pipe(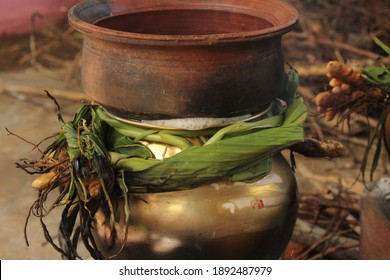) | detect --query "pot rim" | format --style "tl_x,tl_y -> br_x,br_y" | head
68,0 -> 299,46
